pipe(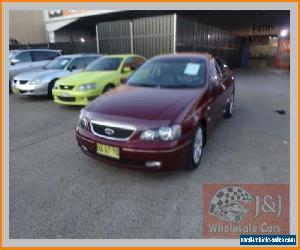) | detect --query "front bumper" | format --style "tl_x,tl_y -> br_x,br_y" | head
75,127 -> 191,170
52,88 -> 100,106
11,82 -> 48,96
